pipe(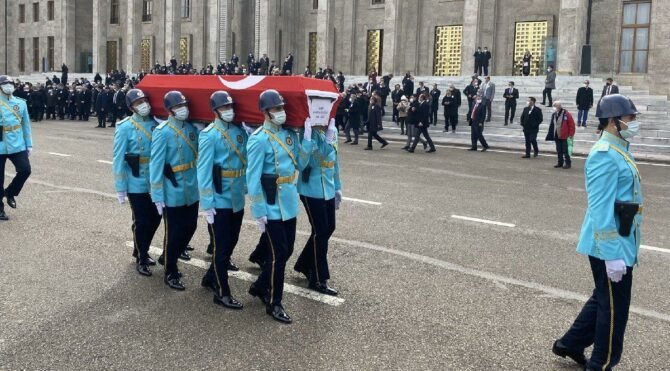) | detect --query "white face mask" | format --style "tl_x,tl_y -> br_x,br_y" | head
219,109 -> 235,123
173,106 -> 189,121
1,84 -> 15,95
135,102 -> 151,117
584,84 -> 589,88
552,107 -> 558,113
619,120 -> 641,139
271,110 -> 286,125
